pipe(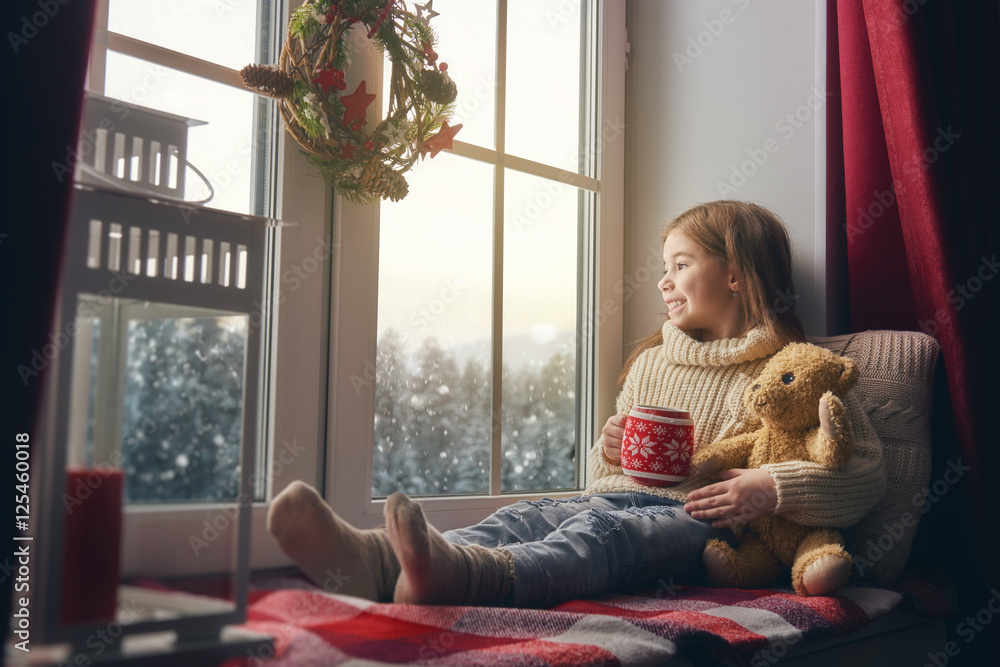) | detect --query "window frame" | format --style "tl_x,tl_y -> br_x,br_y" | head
84,0 -> 333,574
327,0 -> 626,531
